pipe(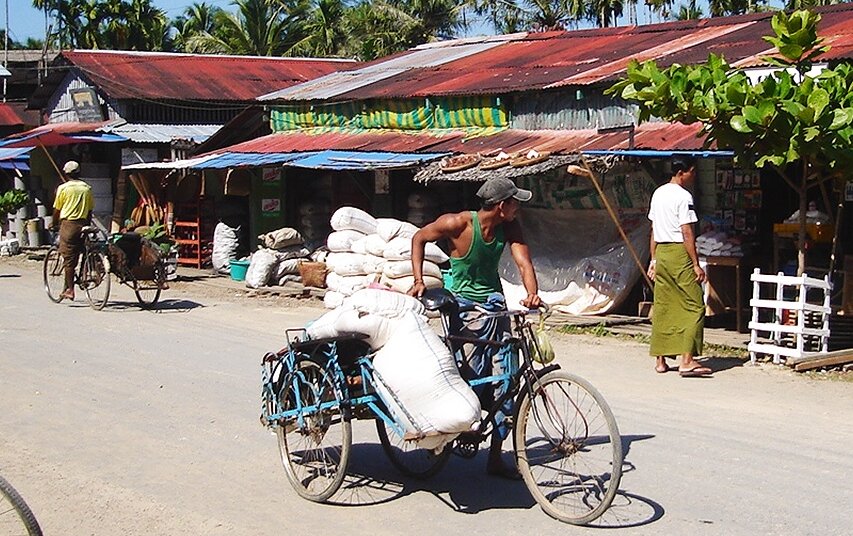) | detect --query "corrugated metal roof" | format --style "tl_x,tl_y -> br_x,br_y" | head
219,122 -> 705,155
106,123 -> 221,144
59,50 -> 356,102
260,36 -> 516,101
273,4 -> 853,101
